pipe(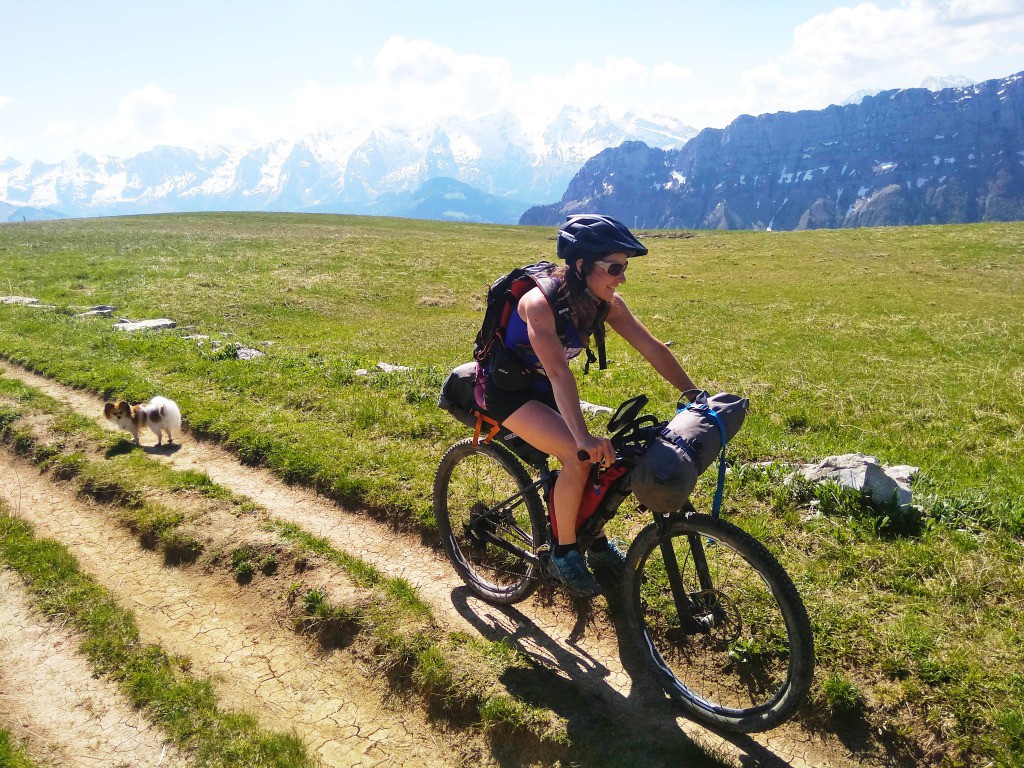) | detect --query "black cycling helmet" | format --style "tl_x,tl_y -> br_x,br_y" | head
556,214 -> 648,265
